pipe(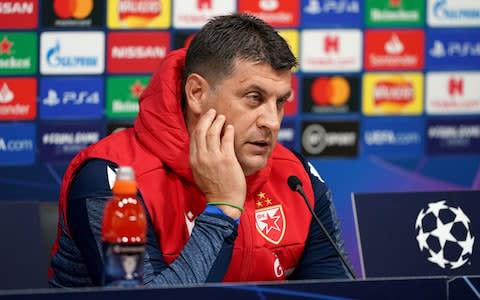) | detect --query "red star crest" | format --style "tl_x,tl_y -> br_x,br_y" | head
255,204 -> 286,244
130,81 -> 145,98
0,36 -> 13,55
